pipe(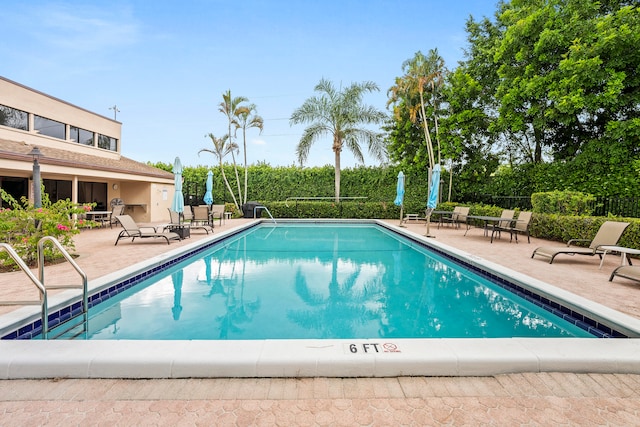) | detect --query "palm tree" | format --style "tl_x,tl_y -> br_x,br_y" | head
235,104 -> 264,205
290,78 -> 387,203
388,49 -> 446,237
387,49 -> 445,170
199,133 -> 240,210
219,90 -> 248,206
